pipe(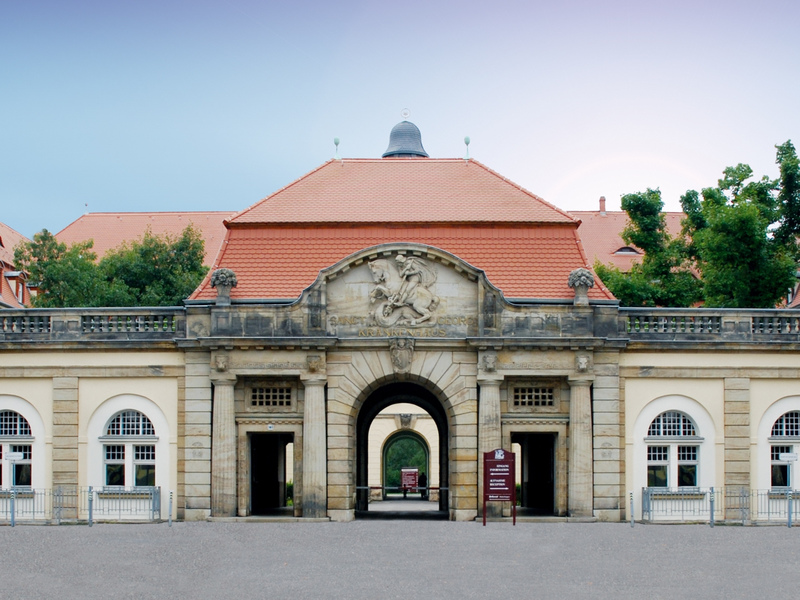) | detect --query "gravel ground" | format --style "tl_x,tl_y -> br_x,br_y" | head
1,520 -> 797,599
